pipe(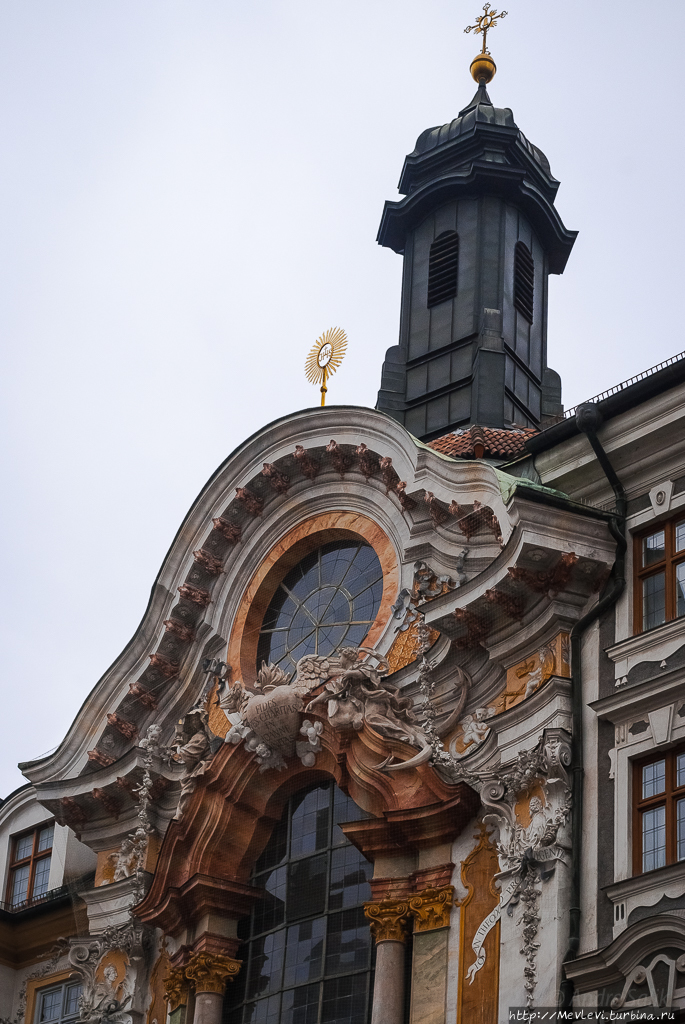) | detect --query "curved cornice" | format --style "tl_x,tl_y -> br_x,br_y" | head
378,164 -> 577,273
20,406 -> 514,790
564,914 -> 685,991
